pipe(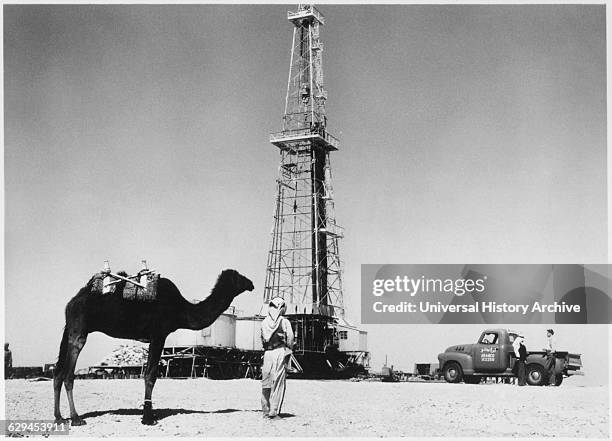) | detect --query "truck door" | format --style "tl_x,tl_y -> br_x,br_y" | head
472,331 -> 504,372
